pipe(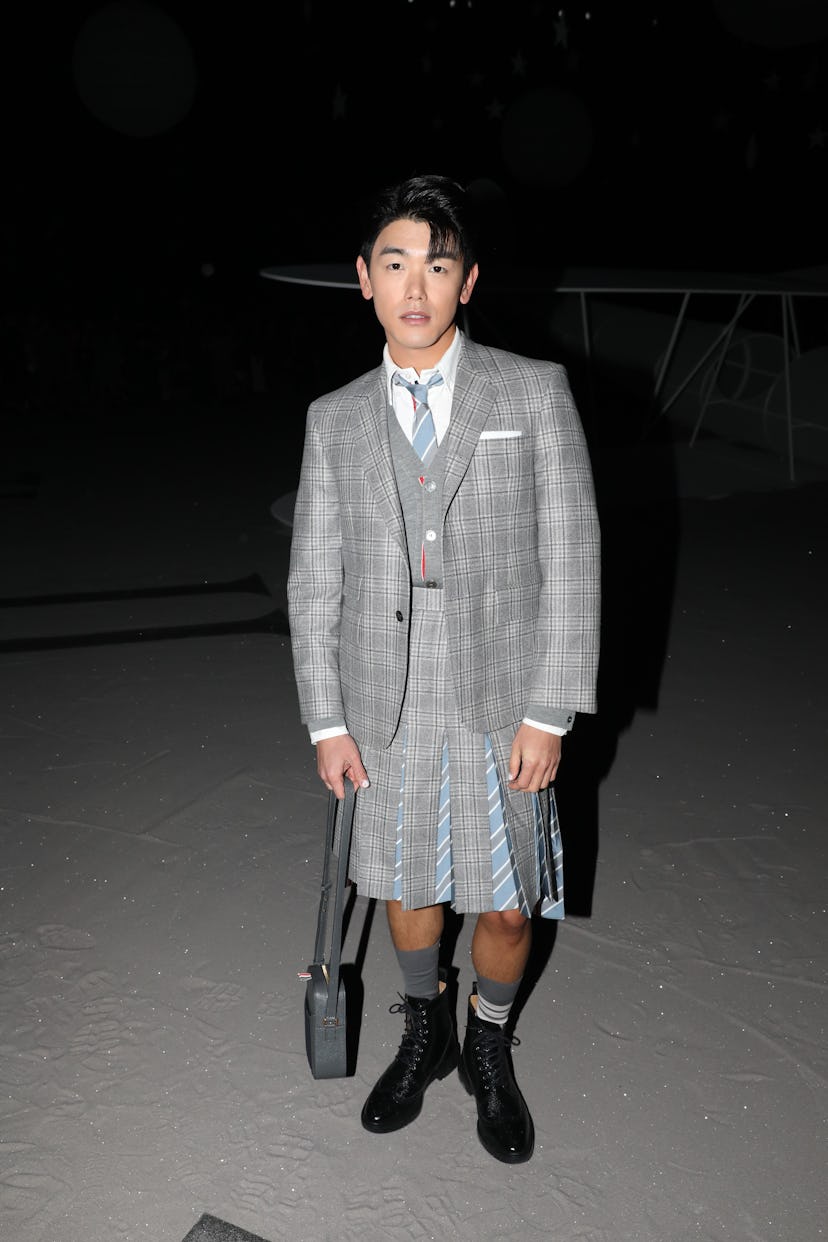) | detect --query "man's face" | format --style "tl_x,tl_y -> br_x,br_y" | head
355,218 -> 478,371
